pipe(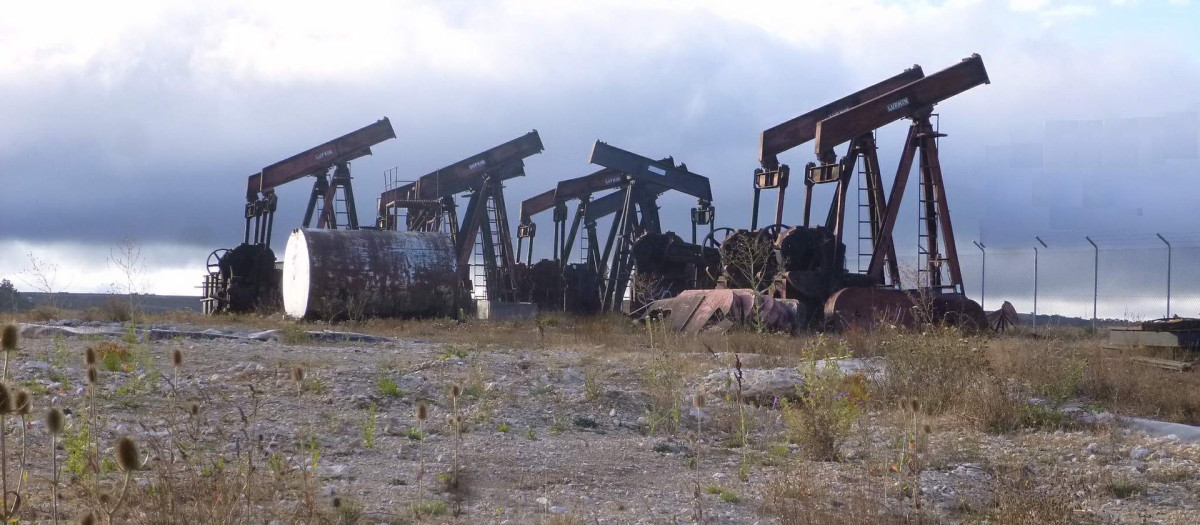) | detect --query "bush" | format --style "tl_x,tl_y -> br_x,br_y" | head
280,324 -> 310,345
29,305 -> 63,321
100,297 -> 135,322
783,360 -> 866,461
